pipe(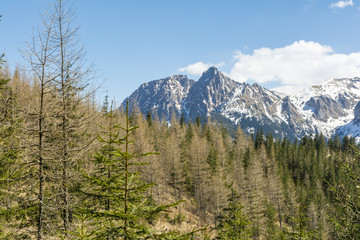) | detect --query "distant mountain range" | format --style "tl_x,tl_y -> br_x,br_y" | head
122,67 -> 360,140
